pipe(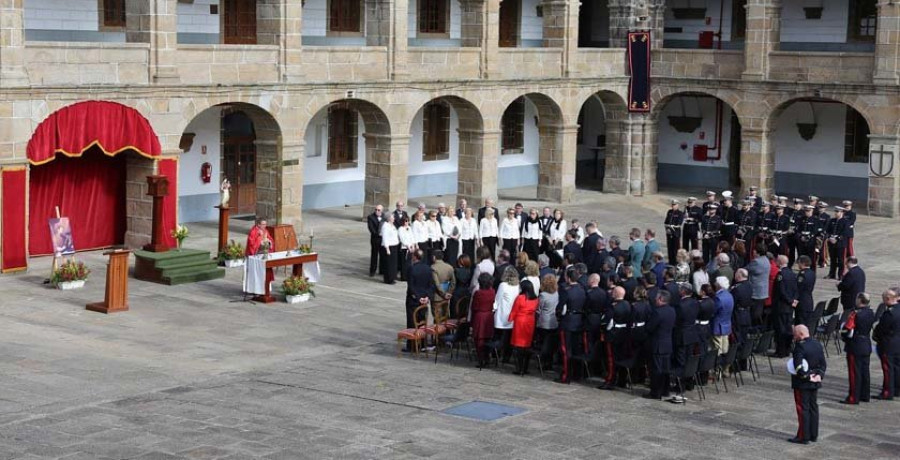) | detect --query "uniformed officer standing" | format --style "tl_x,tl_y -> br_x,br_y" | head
773,204 -> 792,258
702,191 -> 718,215
796,206 -> 819,268
773,255 -> 799,357
664,199 -> 684,264
673,283 -> 701,372
787,199 -> 805,267
598,286 -> 631,390
874,288 -> 900,400
644,290 -> 676,400
796,256 -> 817,330
757,202 -> 775,250
840,292 -> 875,404
720,196 -> 738,246
700,204 -> 722,263
746,185 -> 764,211
842,200 -> 857,257
683,197 -> 702,252
737,199 -> 757,255
556,268 -> 586,384
789,325 -> 827,445
815,202 -> 830,269
827,207 -> 850,280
